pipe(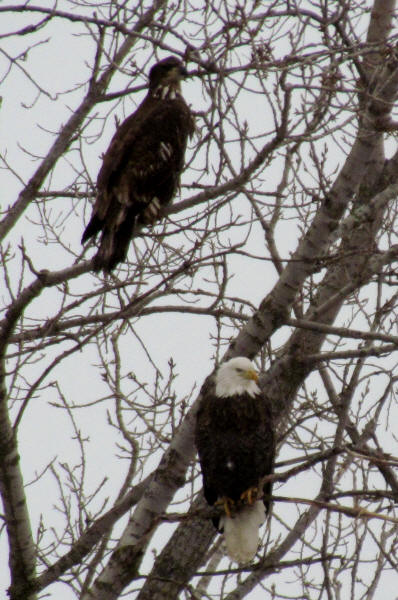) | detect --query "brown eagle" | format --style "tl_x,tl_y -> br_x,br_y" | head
195,357 -> 275,563
82,56 -> 195,272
